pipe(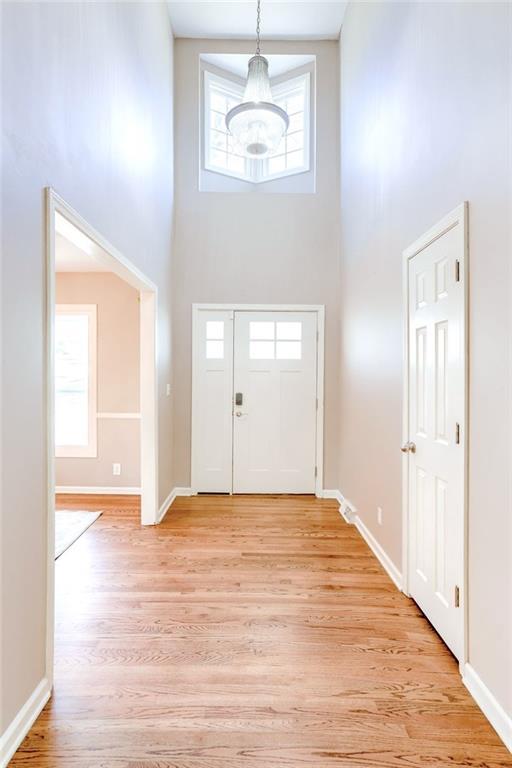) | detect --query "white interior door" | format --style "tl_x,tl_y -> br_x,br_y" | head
233,311 -> 317,493
406,218 -> 466,660
191,309 -> 233,492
